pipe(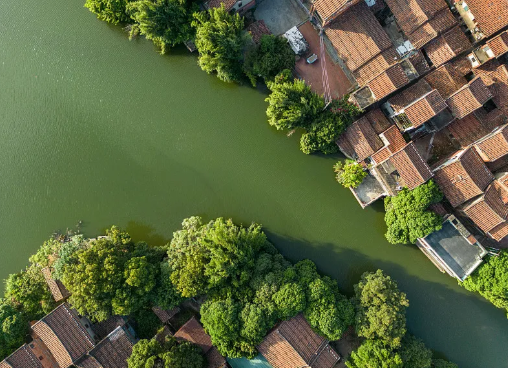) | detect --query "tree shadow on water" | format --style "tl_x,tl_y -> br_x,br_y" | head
125,220 -> 170,246
263,230 -> 508,368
